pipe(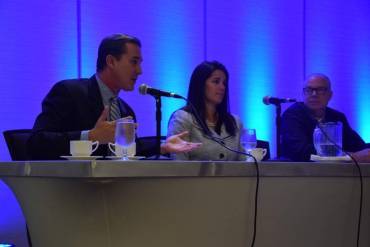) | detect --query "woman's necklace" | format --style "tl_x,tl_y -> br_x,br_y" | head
206,119 -> 216,127
206,113 -> 218,127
